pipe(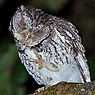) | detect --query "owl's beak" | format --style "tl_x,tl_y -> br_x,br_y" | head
24,35 -> 33,46
25,32 -> 31,41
